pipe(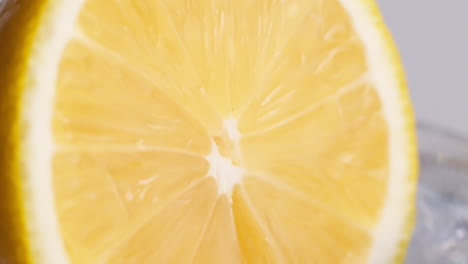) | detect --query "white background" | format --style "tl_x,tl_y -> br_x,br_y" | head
377,0 -> 468,135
